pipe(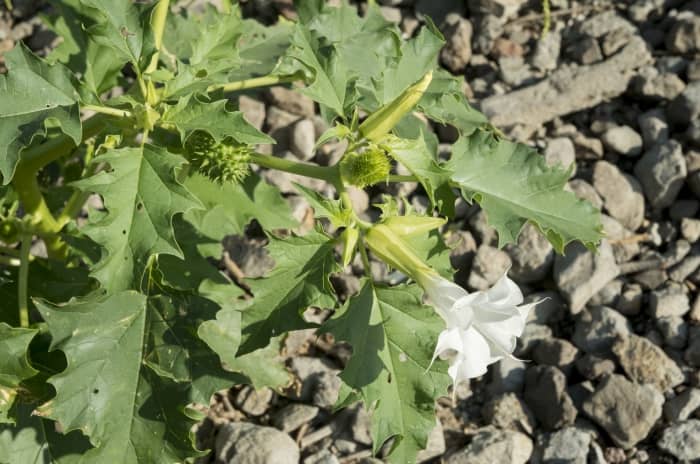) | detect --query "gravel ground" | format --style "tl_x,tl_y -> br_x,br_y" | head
3,0 -> 700,463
